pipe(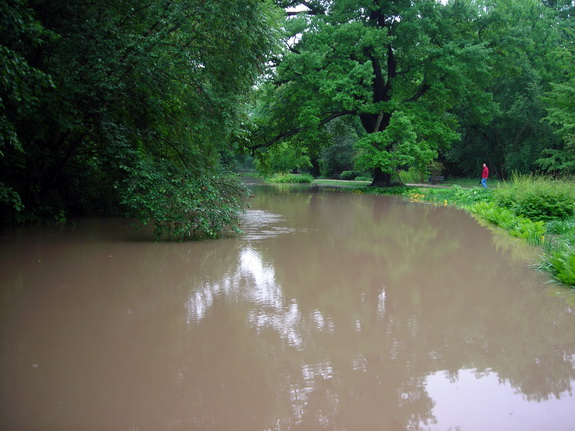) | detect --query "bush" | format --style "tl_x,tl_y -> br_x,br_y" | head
122,161 -> 246,241
268,173 -> 314,184
0,184 -> 25,224
428,160 -> 444,176
340,170 -> 362,180
399,167 -> 425,183
494,174 -> 575,221
548,245 -> 575,285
